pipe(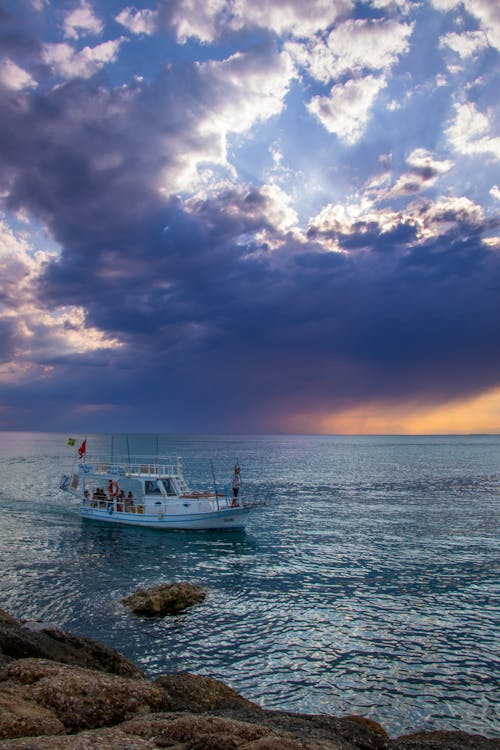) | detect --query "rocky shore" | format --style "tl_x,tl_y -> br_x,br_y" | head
0,607 -> 498,750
